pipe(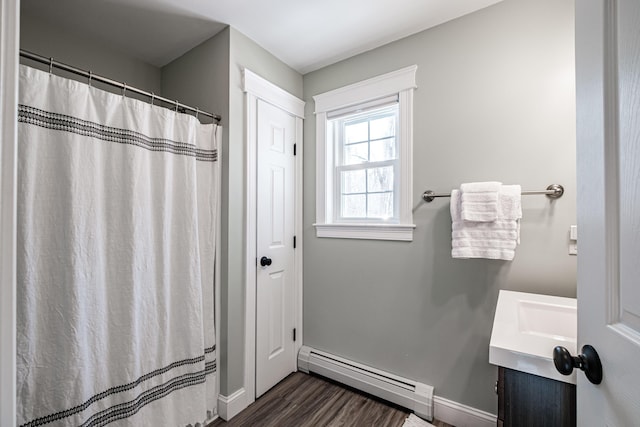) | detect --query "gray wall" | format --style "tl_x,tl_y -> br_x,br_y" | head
162,29 -> 230,129
20,10 -> 162,94
302,0 -> 575,414
162,26 -> 303,396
